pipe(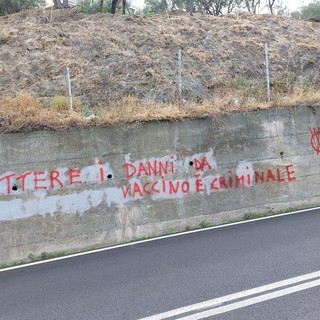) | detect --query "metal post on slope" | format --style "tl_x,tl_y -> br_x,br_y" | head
178,47 -> 182,102
66,67 -> 73,112
265,42 -> 271,103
